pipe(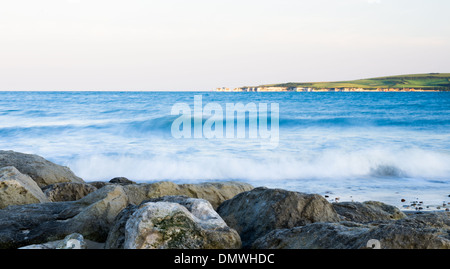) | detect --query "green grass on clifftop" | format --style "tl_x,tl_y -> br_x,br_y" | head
264,73 -> 450,90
